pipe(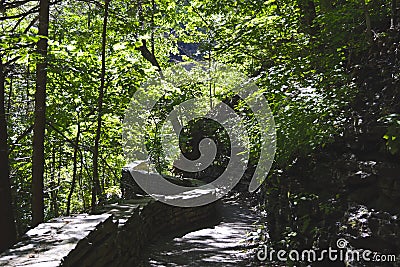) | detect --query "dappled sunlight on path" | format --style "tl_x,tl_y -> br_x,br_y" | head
142,196 -> 260,266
